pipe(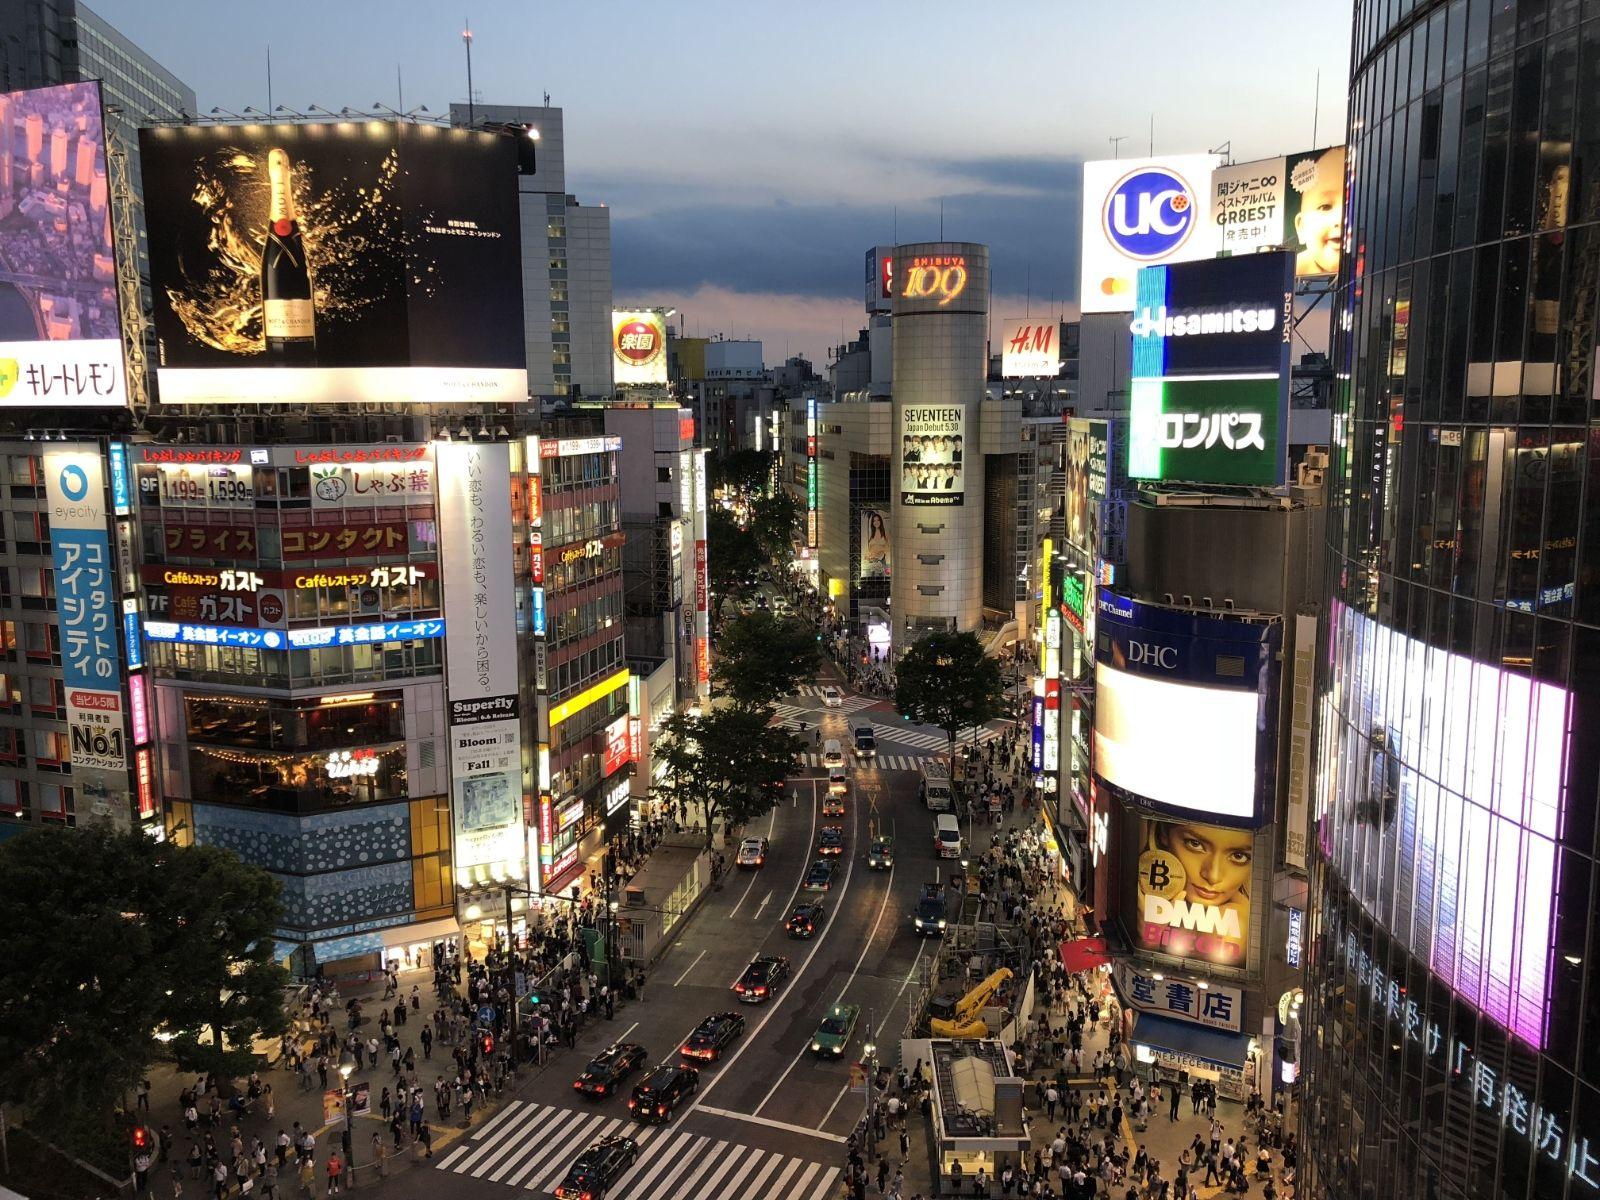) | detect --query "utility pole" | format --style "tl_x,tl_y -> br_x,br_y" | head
462,19 -> 475,127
